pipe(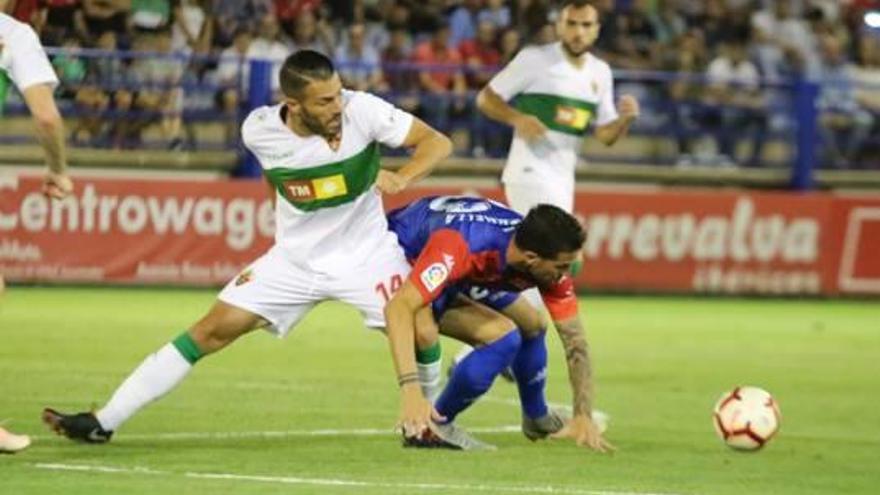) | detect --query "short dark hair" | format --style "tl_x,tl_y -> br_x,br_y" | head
279,50 -> 336,98
561,0 -> 594,9
514,204 -> 586,259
